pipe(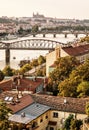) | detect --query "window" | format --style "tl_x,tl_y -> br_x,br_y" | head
53,112 -> 58,118
40,119 -> 43,123
50,127 -> 54,130
45,115 -> 48,119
